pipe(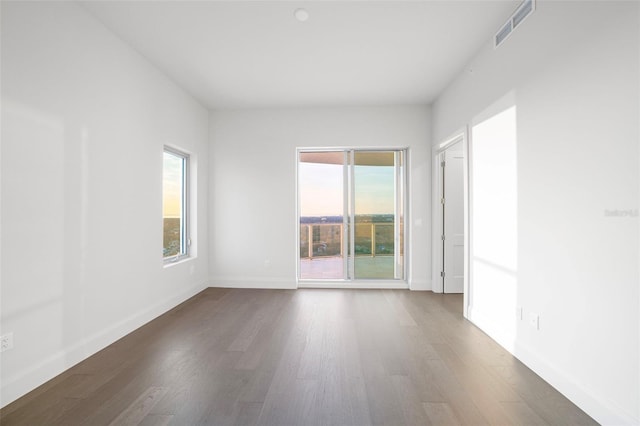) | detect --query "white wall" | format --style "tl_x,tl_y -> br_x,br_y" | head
432,2 -> 639,424
1,2 -> 209,407
209,107 -> 431,289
